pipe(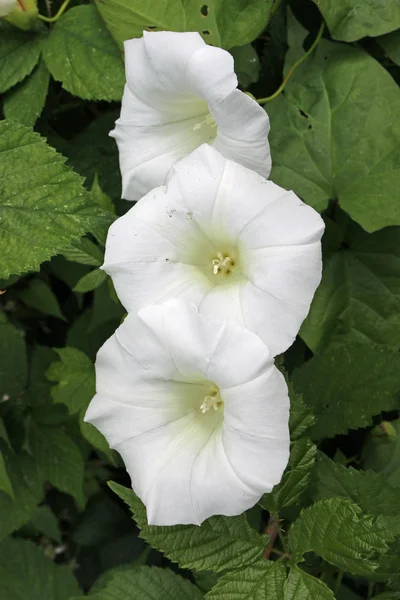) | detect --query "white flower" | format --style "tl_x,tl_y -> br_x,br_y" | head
0,0 -> 16,16
85,299 -> 290,526
103,144 -> 325,357
110,31 -> 271,201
